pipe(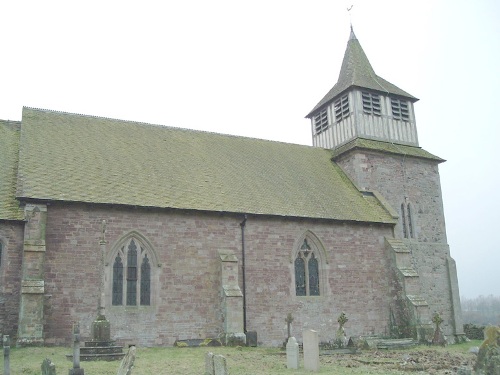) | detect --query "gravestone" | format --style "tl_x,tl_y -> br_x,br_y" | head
213,354 -> 228,375
117,346 -> 136,375
3,335 -> 10,375
431,313 -> 446,346
42,358 -> 56,375
205,352 -> 215,375
69,323 -> 84,375
286,336 -> 299,369
474,326 -> 500,374
303,329 -> 320,372
335,312 -> 349,348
